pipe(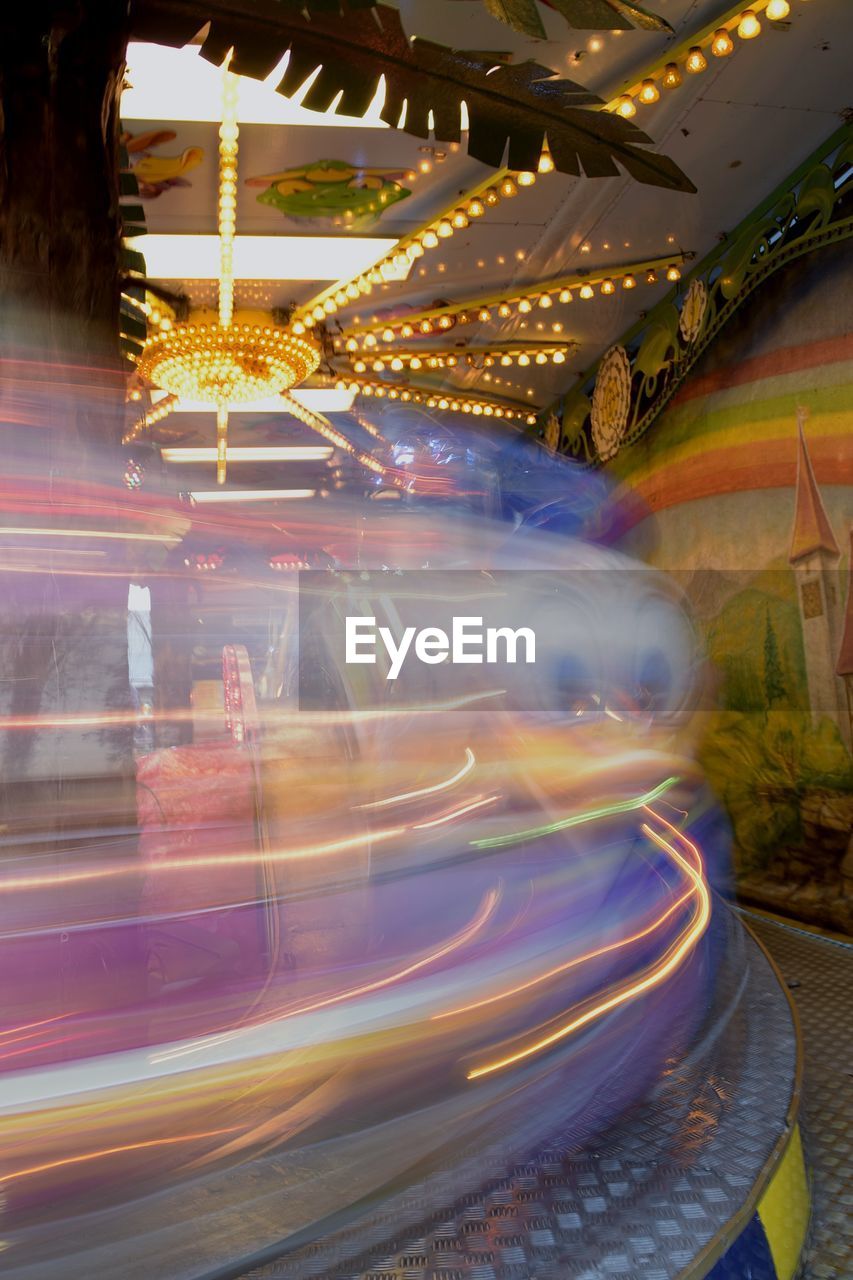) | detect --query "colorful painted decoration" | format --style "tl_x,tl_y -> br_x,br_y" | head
679,278 -> 708,343
245,160 -> 411,227
591,345 -> 632,462
122,129 -> 204,199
